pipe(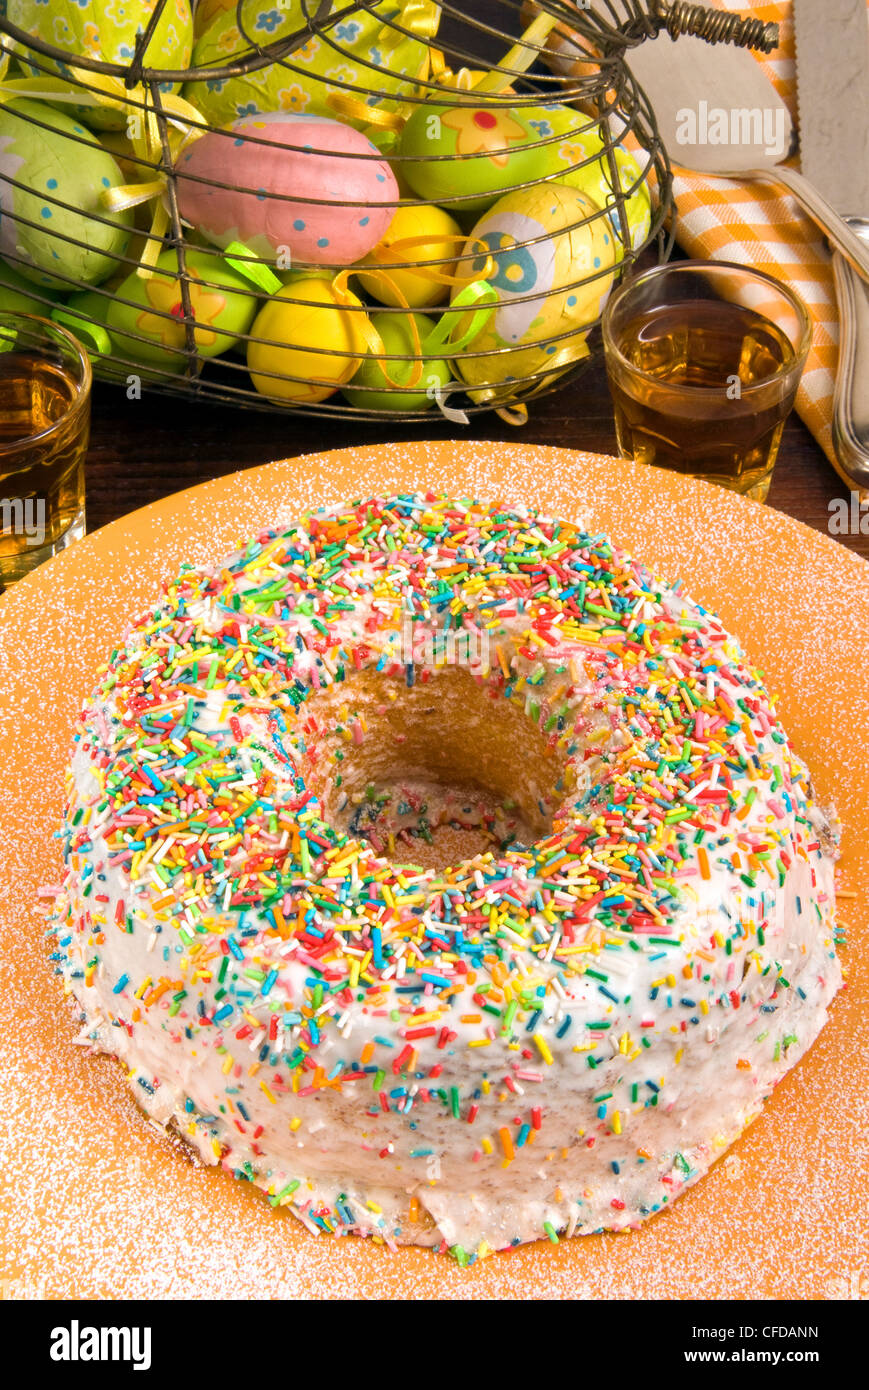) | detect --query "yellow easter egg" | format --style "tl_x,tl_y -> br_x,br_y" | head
185,2 -> 438,133
452,182 -> 617,400
7,0 -> 194,128
356,203 -> 463,309
247,279 -> 370,404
